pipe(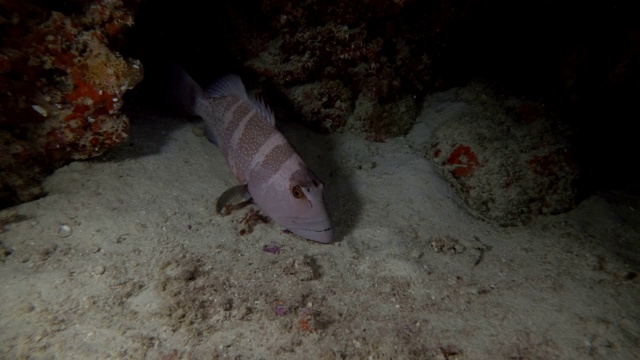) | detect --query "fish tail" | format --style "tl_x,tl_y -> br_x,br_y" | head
168,65 -> 203,116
